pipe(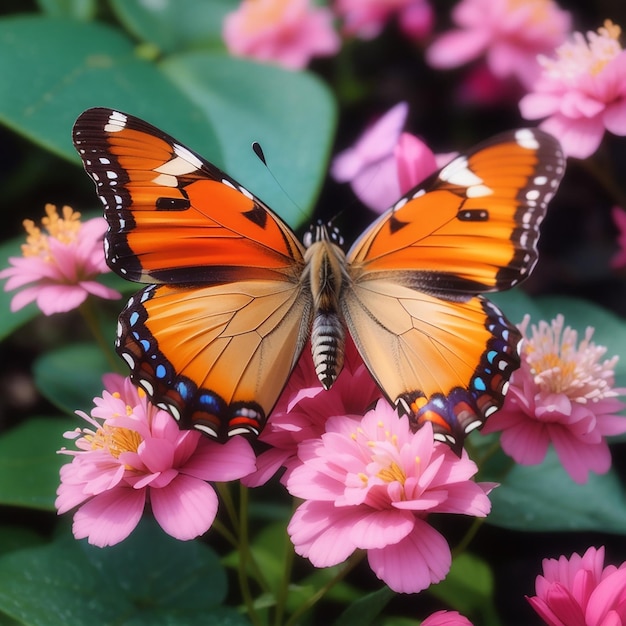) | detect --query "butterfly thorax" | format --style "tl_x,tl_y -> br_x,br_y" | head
302,226 -> 347,390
